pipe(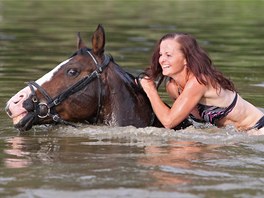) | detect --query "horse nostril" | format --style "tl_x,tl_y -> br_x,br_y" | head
22,98 -> 35,112
13,93 -> 28,105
